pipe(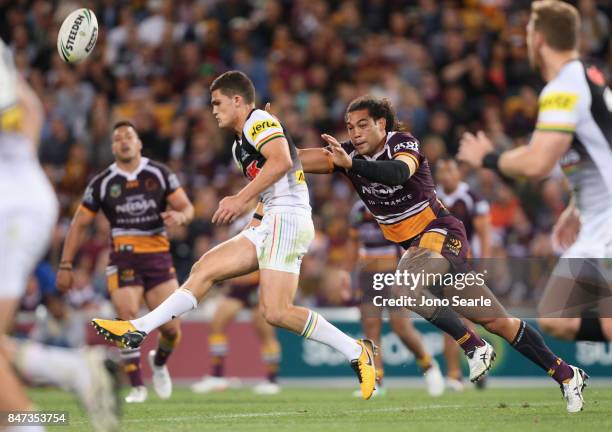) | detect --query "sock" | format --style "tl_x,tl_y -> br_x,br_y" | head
426,306 -> 484,354
208,333 -> 227,377
120,348 -> 144,387
261,341 -> 281,383
131,289 -> 198,333
512,321 -> 574,384
416,354 -> 433,372
301,310 -> 362,360
154,331 -> 181,367
376,368 -> 384,387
